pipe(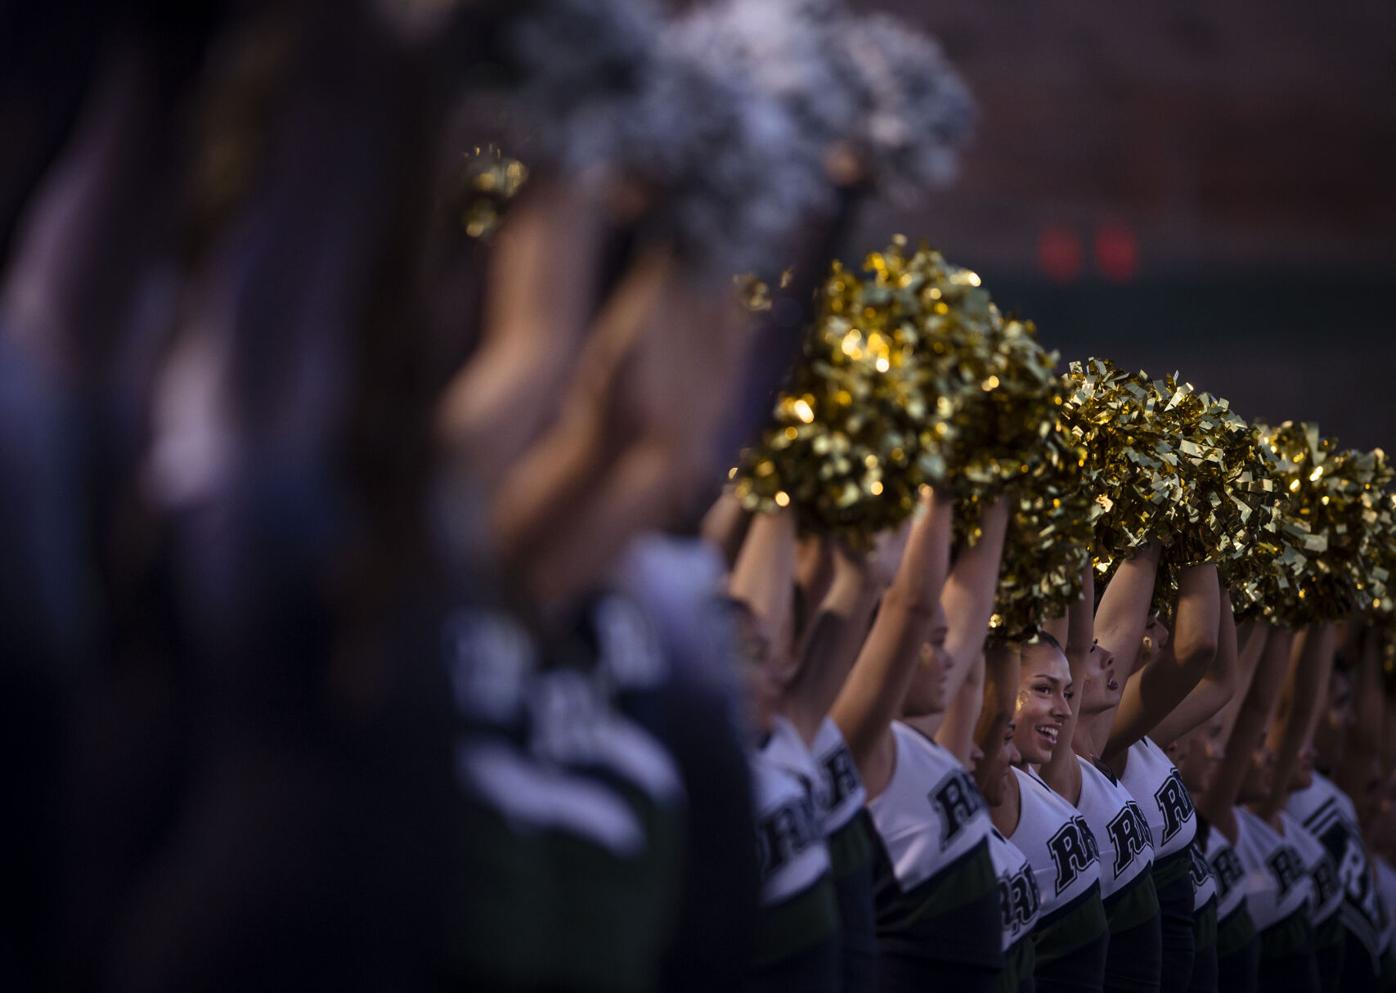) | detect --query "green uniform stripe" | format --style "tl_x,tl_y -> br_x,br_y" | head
1151,847 -> 1192,890
1315,912 -> 1345,952
1193,898 -> 1218,951
1034,884 -> 1109,964
827,811 -> 875,880
1215,904 -> 1257,957
1259,908 -> 1314,961
755,876 -> 840,967
1105,866 -> 1161,935
994,935 -> 1037,993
